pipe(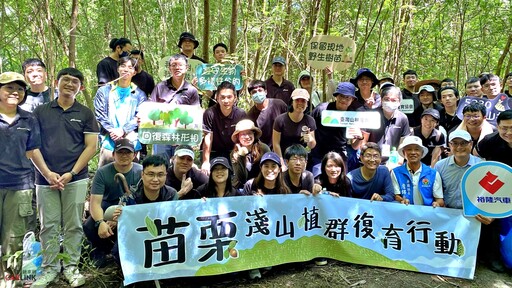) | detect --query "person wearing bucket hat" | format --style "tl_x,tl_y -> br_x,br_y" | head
177,32 -> 206,63
243,152 -> 291,195
0,71 -> 58,277
390,136 -> 444,207
247,80 -> 288,147
310,82 -> 364,176
231,119 -> 270,189
409,84 -> 443,127
196,157 -> 242,198
348,68 -> 381,111
264,56 -> 295,104
273,88 -> 316,167
412,108 -> 446,167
